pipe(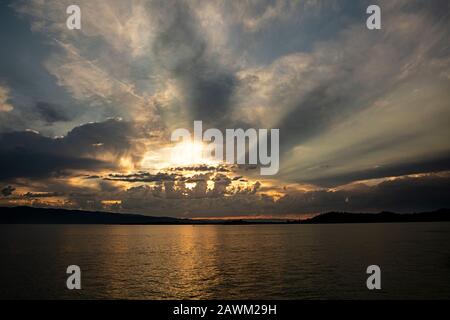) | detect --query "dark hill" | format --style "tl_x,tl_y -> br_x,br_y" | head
0,206 -> 191,224
0,206 -> 449,225
300,209 -> 450,224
